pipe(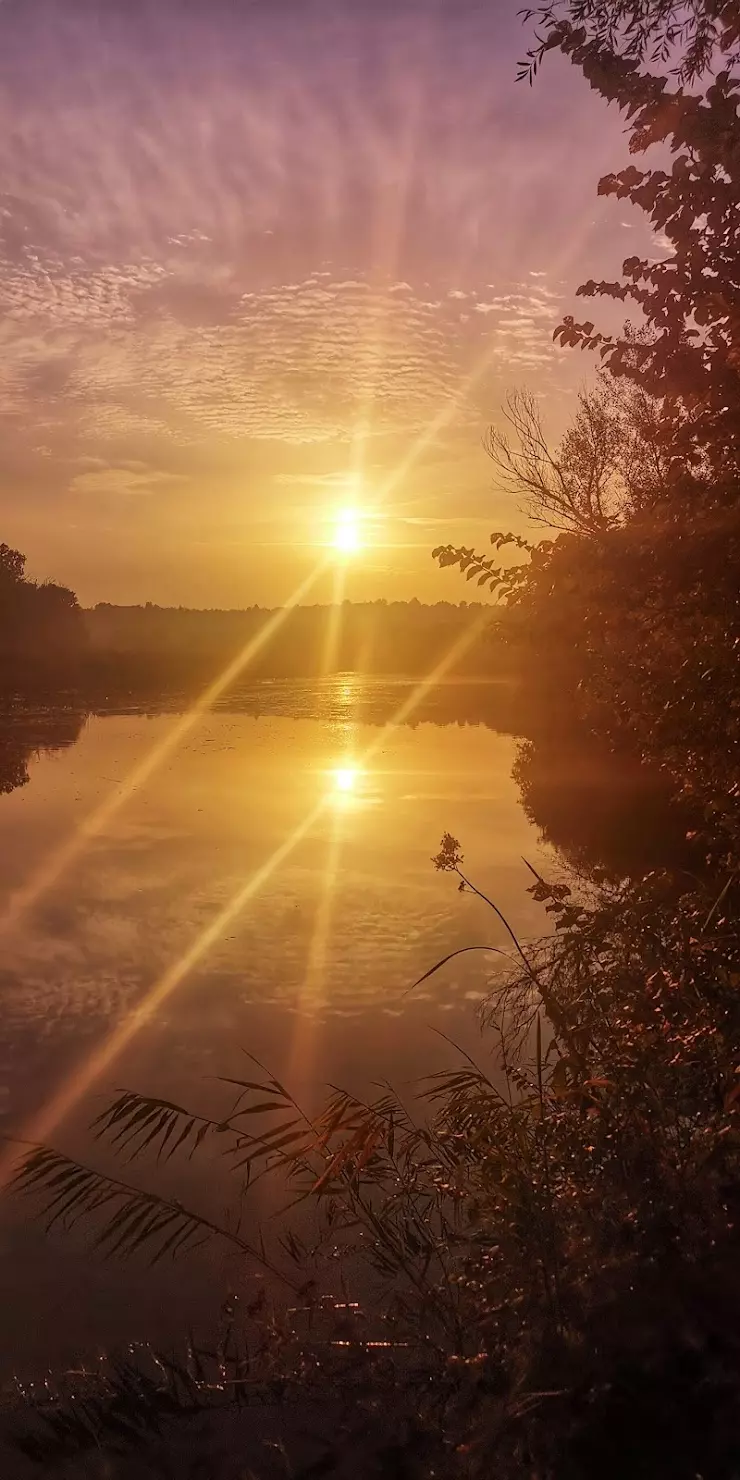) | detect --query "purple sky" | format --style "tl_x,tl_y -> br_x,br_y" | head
0,0 -> 657,606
